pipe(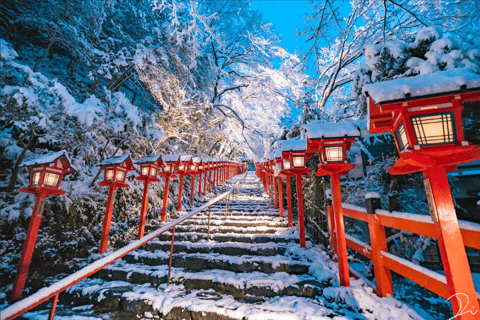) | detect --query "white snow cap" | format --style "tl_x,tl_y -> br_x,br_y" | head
281,139 -> 307,152
136,153 -> 163,164
303,121 -> 360,139
162,154 -> 181,162
180,155 -> 193,162
192,157 -> 202,163
274,148 -> 282,159
364,68 -> 480,104
99,154 -> 130,166
21,150 -> 75,170
326,188 -> 332,200
365,191 -> 381,199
